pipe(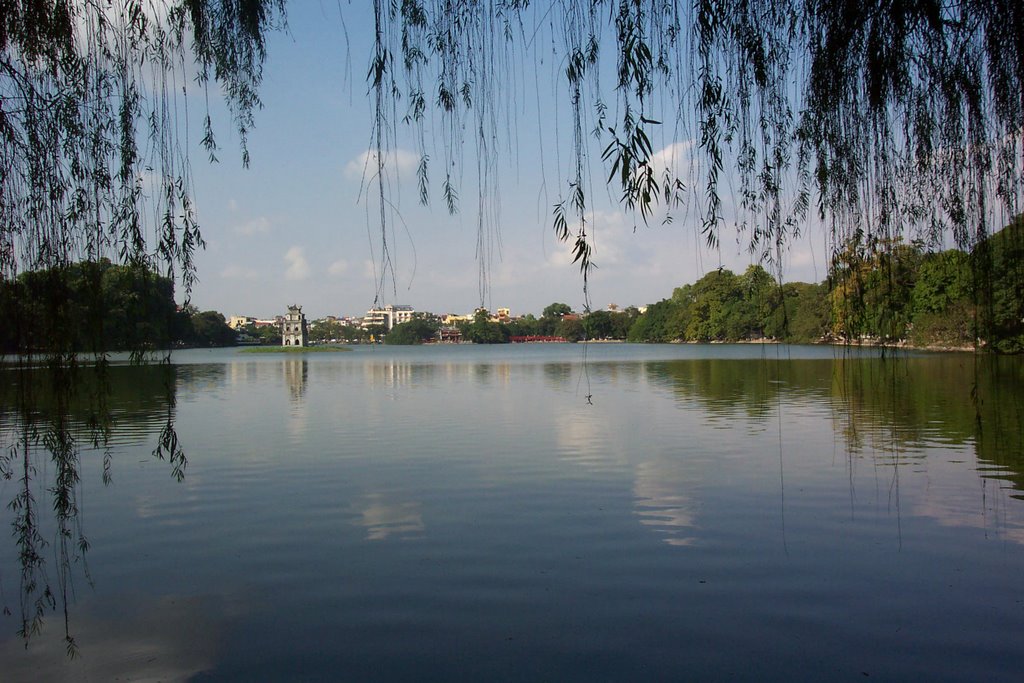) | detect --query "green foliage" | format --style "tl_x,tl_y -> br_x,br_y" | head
624,219 -> 1020,350
184,311 -> 237,347
309,321 -> 368,344
912,251 -> 971,317
462,309 -> 510,344
627,299 -> 685,342
828,239 -> 924,342
506,315 -> 540,338
630,267 -> 825,344
542,302 -> 573,319
0,261 -> 239,351
685,269 -> 744,341
764,282 -> 830,343
0,260 -> 181,353
385,317 -> 440,345
364,1 -> 1024,302
974,218 -> 1024,353
582,310 -> 615,339
556,317 -> 586,342
242,322 -> 287,346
